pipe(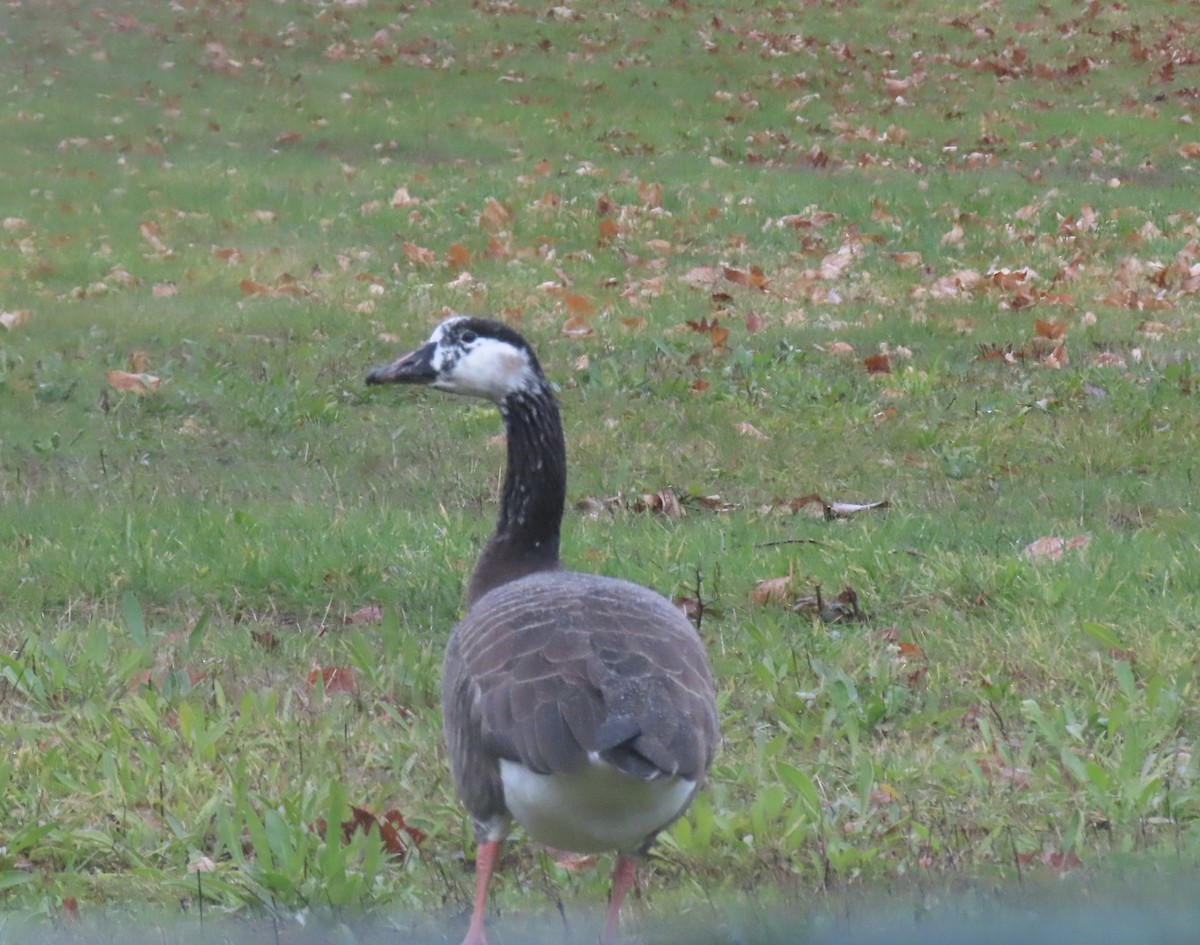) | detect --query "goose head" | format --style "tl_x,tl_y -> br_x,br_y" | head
366,315 -> 544,404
